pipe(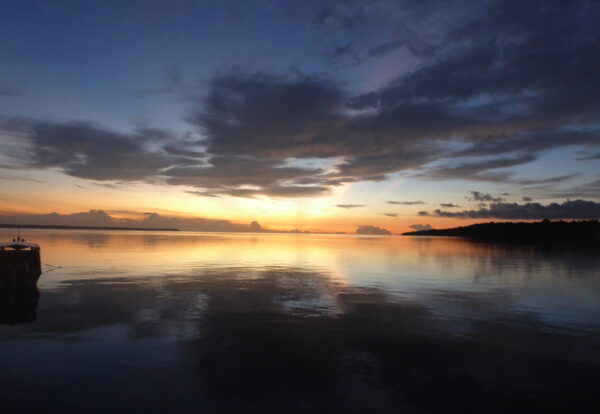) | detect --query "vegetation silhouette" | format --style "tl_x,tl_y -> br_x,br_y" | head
403,220 -> 600,245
